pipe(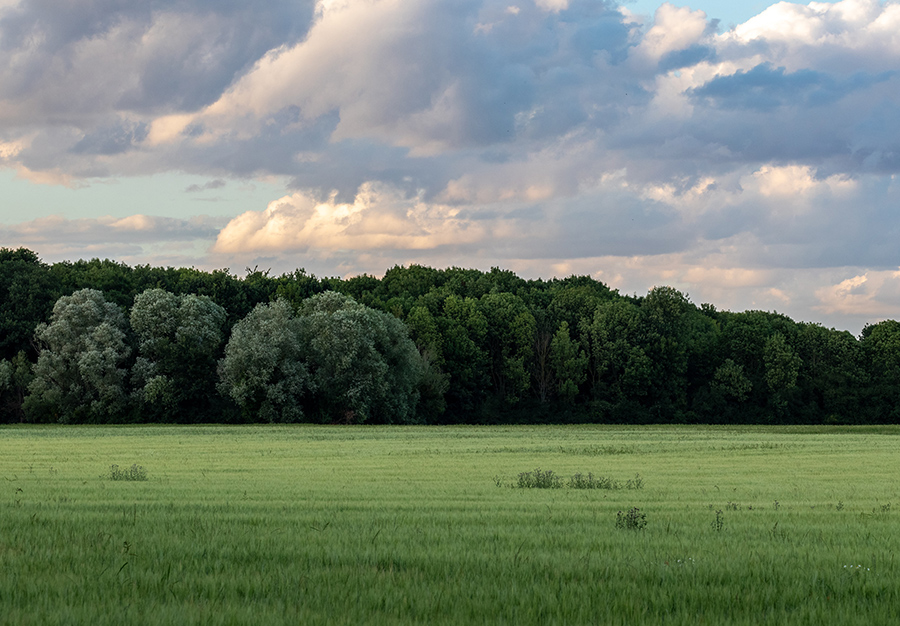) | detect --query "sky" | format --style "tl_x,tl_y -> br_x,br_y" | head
0,0 -> 898,335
